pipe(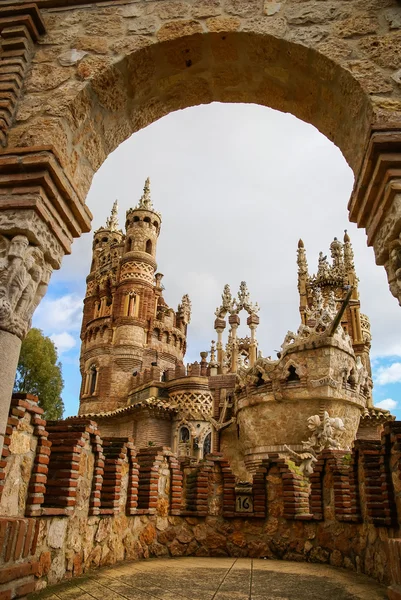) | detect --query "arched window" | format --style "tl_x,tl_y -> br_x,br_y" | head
152,328 -> 160,341
89,365 -> 98,395
180,427 -> 190,443
203,433 -> 212,457
133,216 -> 140,222
145,239 -> 152,254
144,217 -> 151,224
287,365 -> 300,382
